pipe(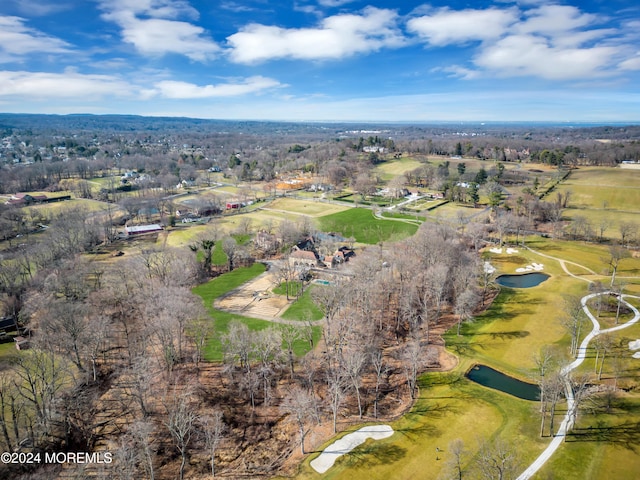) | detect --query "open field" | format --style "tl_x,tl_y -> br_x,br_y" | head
265,197 -> 350,217
192,264 -> 321,361
374,156 -> 424,180
553,167 -> 640,237
300,236 -> 640,479
293,370 -> 545,480
317,208 -> 418,244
